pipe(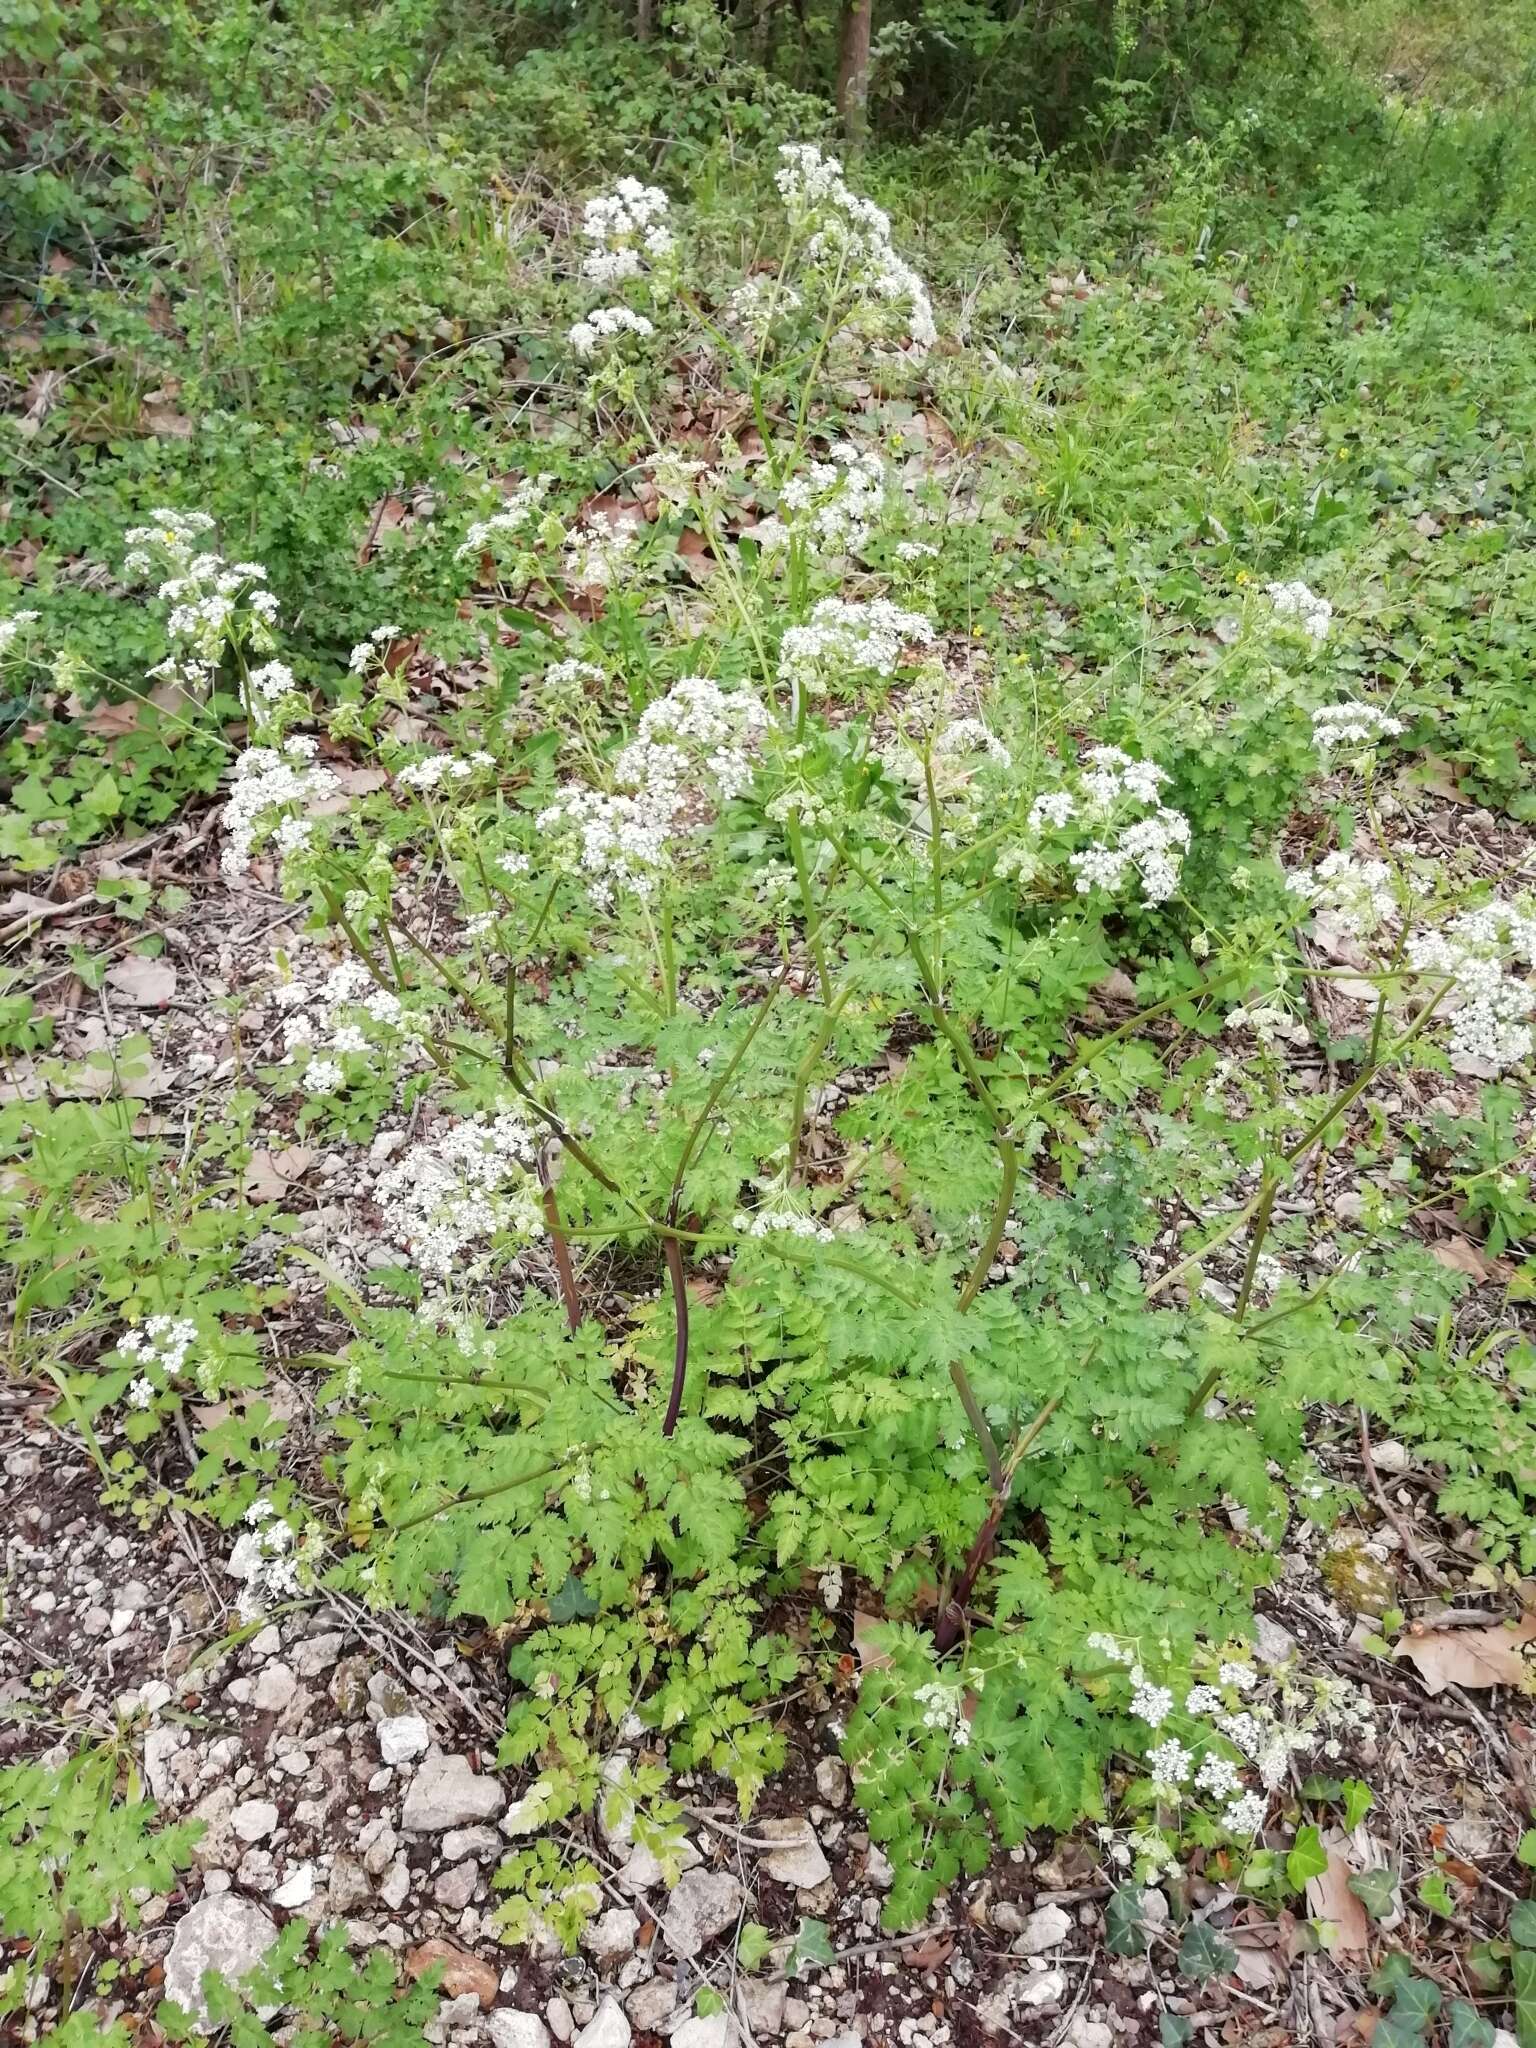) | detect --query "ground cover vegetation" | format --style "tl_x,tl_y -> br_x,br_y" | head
3,0 -> 1536,2039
